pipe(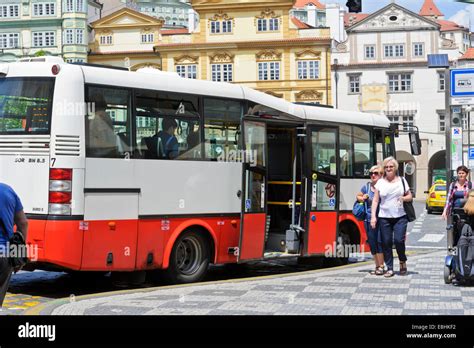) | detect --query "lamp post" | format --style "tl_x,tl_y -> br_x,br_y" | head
334,58 -> 339,109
